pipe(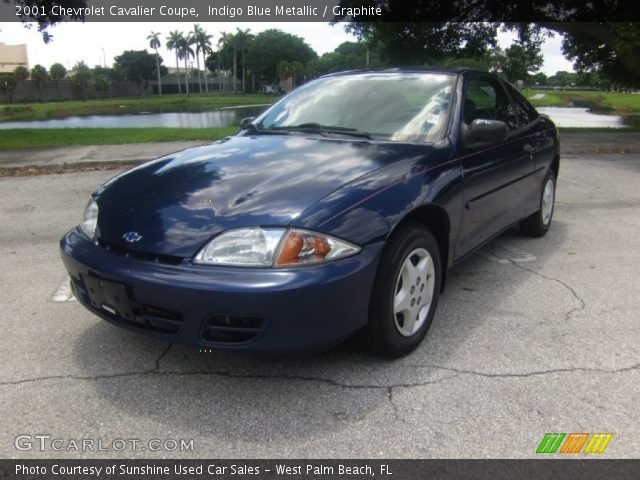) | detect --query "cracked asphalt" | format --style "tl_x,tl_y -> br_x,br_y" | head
0,150 -> 639,458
